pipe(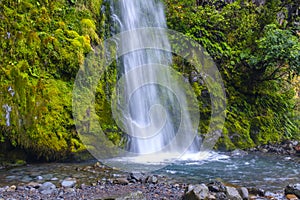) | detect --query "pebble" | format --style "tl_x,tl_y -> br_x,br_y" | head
6,185 -> 16,192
